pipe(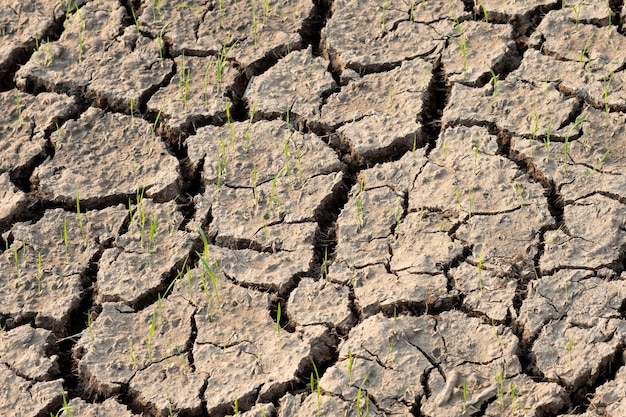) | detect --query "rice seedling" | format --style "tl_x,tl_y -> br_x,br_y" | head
245,103 -> 257,151
50,390 -> 75,417
543,119 -> 552,160
151,108 -> 162,146
591,149 -> 611,173
225,101 -> 235,147
355,173 -> 366,229
131,7 -> 140,35
495,367 -> 505,407
216,39 -> 237,92
477,0 -> 489,24
61,218 -> 70,262
409,0 -> 416,21
515,183 -> 524,207
355,375 -> 370,417
579,33 -> 594,70
251,1 -> 259,45
129,342 -> 137,369
530,106 -> 540,143
571,0 -> 583,30
198,255 -> 220,307
75,5 -> 85,63
489,68 -> 498,99
157,22 -> 171,63
13,245 -> 22,286
510,383 -> 523,412
276,302 -> 282,336
387,86 -> 395,116
450,22 -> 468,71
233,398 -> 239,415
178,53 -> 191,112
75,190 -> 88,246
380,0 -> 389,28
322,247 -> 329,284
310,358 -> 322,416
267,169 -> 283,217
563,112 -> 589,172
477,249 -> 484,292
603,71 -> 614,115
14,88 -> 23,125
146,311 -> 157,361
152,0 -> 162,22
283,138 -> 291,175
